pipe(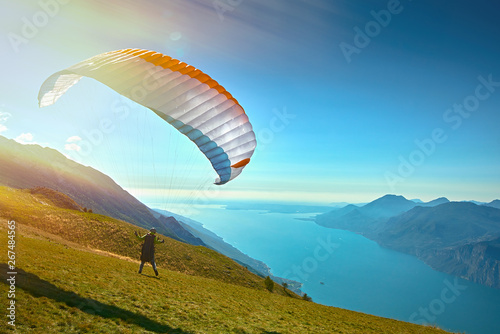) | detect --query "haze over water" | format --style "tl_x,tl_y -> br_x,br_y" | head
185,205 -> 500,334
